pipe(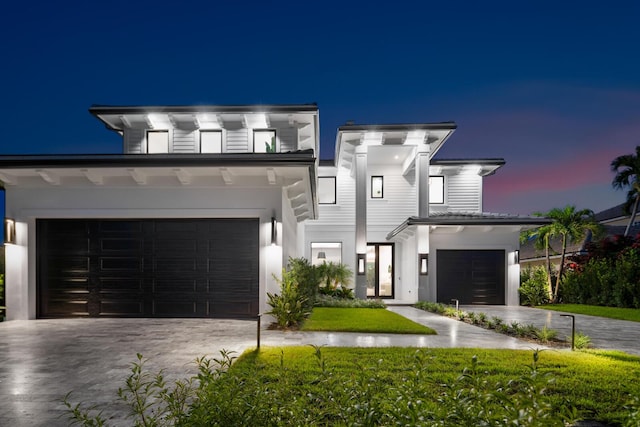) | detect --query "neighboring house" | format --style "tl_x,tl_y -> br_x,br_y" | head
519,203 -> 640,271
0,104 -> 548,321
